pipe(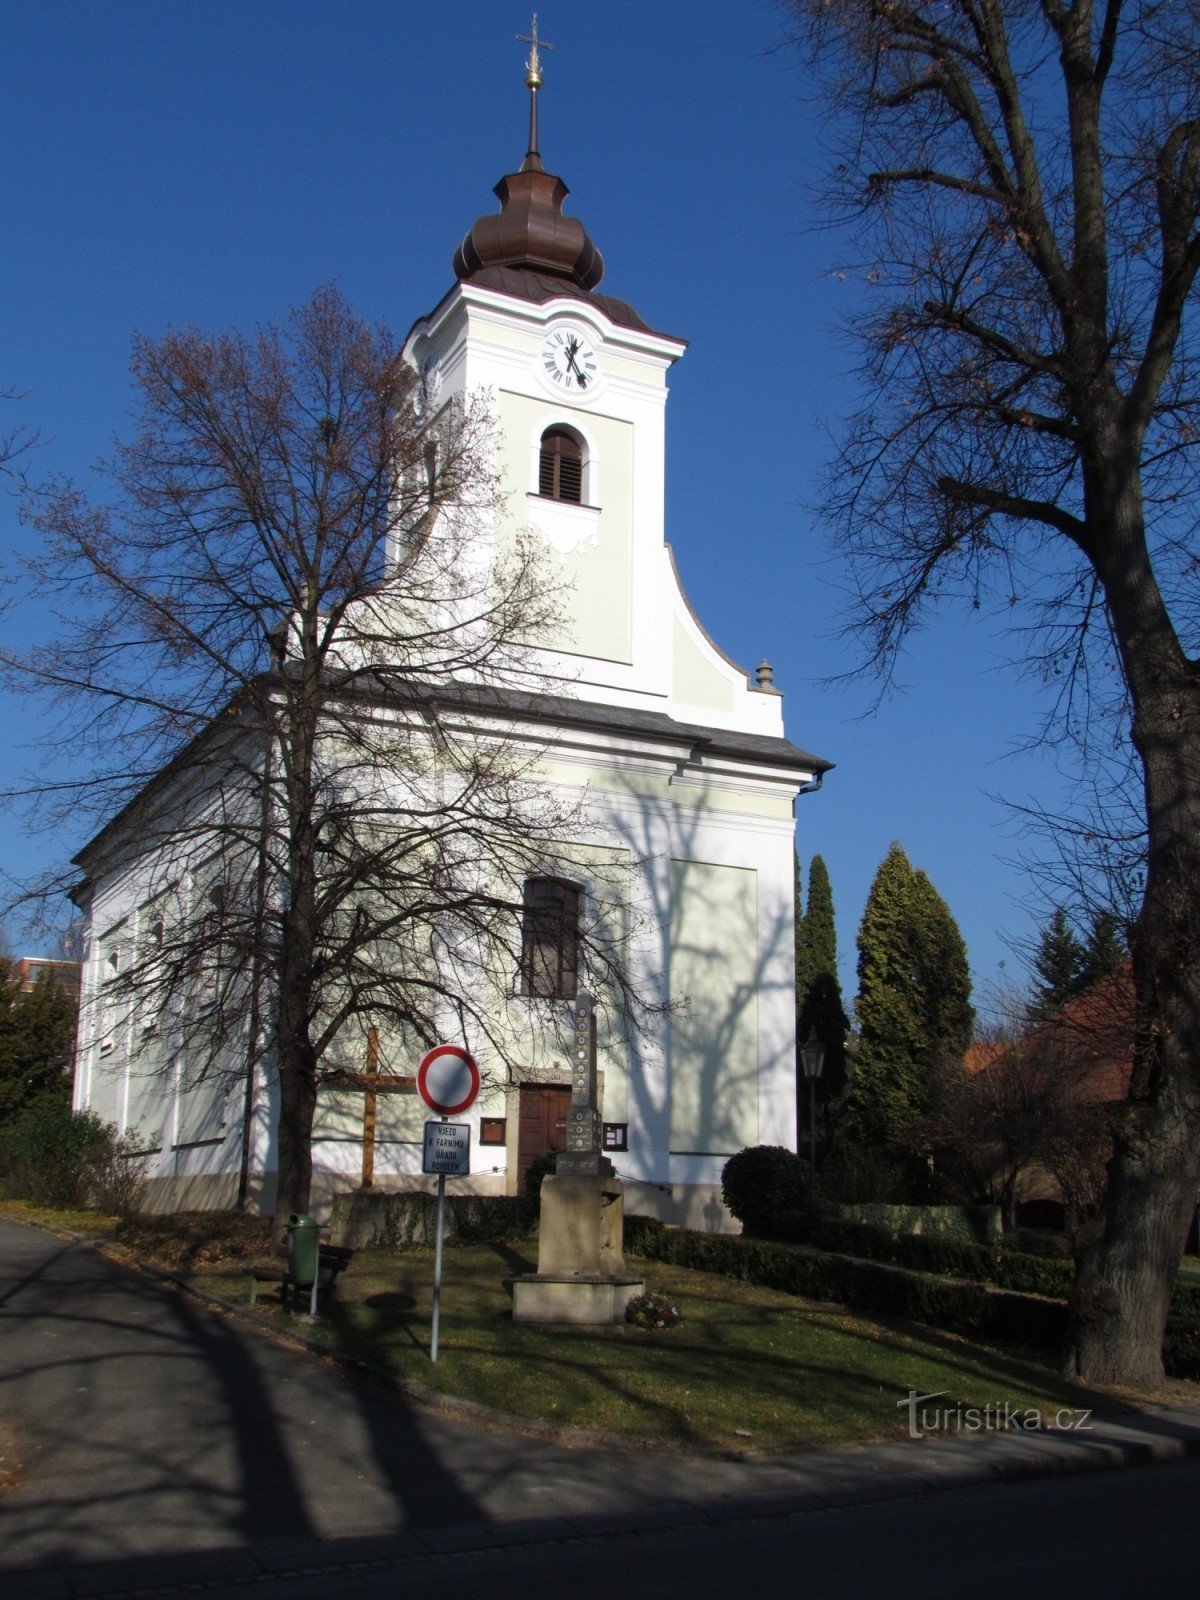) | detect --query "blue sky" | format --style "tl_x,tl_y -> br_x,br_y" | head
1,1 -> 1081,1013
